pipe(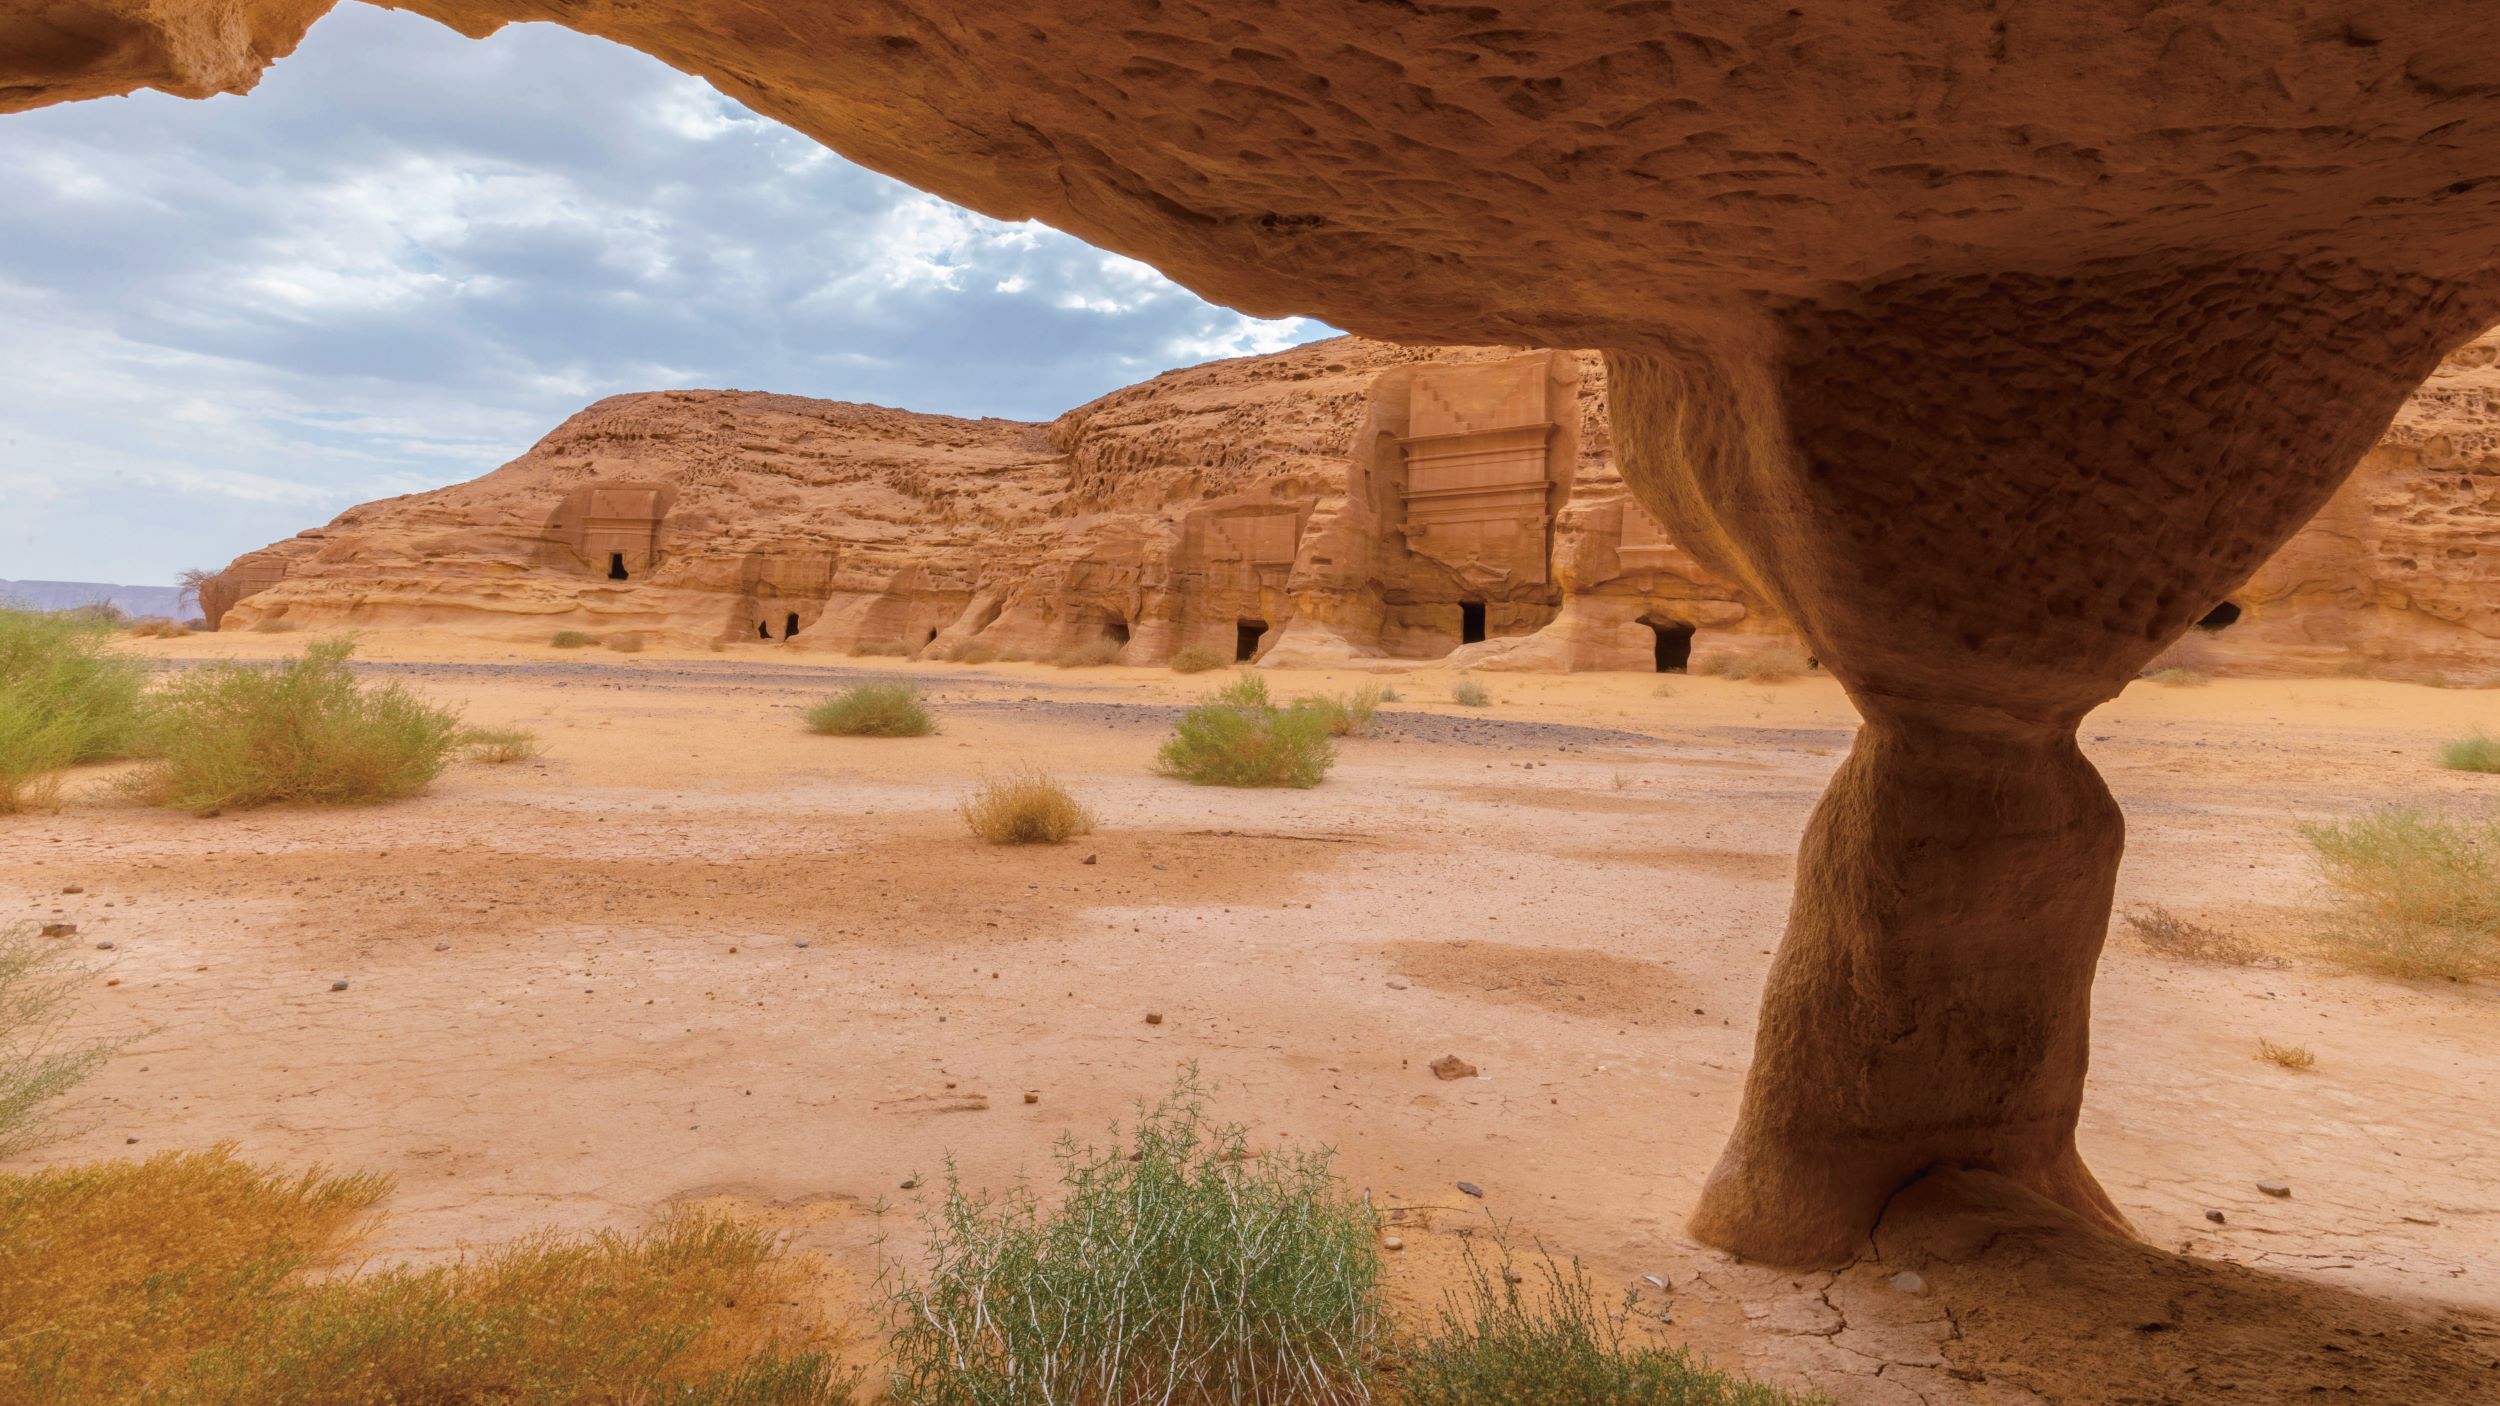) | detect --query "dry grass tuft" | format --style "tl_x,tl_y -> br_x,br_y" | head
1449,677 -> 1494,708
1155,674 -> 1335,788
1167,645 -> 1227,674
806,683 -> 936,738
1294,686 -> 1384,737
1051,638 -> 1125,668
2120,904 -> 2269,966
1,924 -> 118,1160
460,726 -> 543,765
127,638 -> 462,815
2300,806 -> 2500,981
2144,667 -> 2212,688
2440,734 -> 2500,774
1696,647 -> 1810,683
602,631 -> 647,654
960,766 -> 1094,844
550,630 -> 596,648
0,1148 -> 850,1403
0,605 -> 151,814
2255,1038 -> 2316,1071
126,616 -> 188,639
